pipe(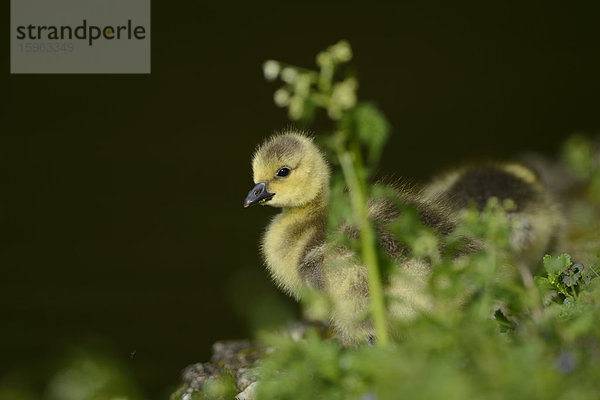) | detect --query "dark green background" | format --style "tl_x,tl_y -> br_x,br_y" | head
2,2 -> 599,397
